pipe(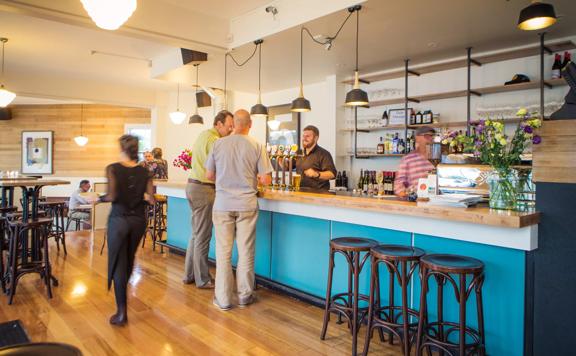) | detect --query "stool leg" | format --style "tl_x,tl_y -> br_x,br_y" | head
436,274 -> 445,356
351,251 -> 361,356
416,268 -> 429,356
43,225 -> 53,299
320,248 -> 335,340
0,230 -> 5,294
7,226 -> 19,305
458,273 -> 466,356
362,256 -> 377,356
388,264 -> 395,345
59,208 -> 67,255
65,217 -> 71,232
475,274 -> 486,356
400,260 -> 410,356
